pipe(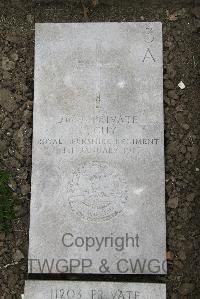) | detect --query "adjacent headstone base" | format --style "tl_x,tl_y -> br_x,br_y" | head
24,280 -> 166,298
